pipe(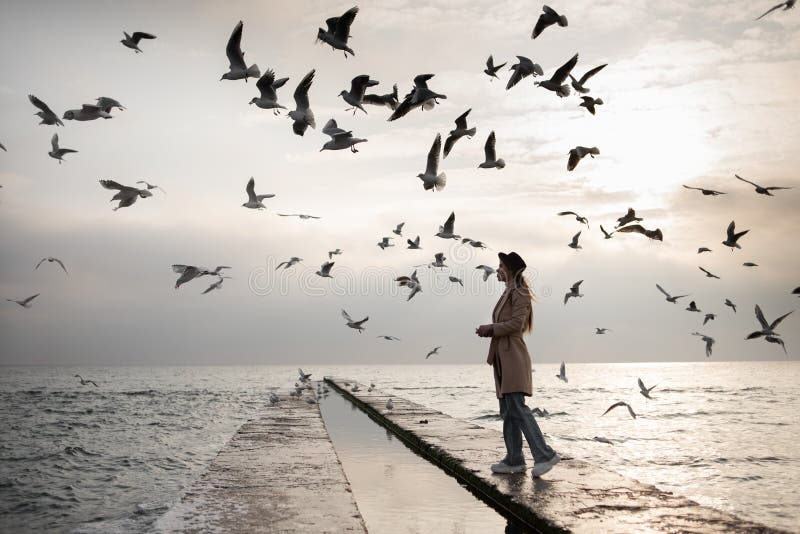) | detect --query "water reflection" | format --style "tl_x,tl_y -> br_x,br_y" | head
319,388 -> 526,533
